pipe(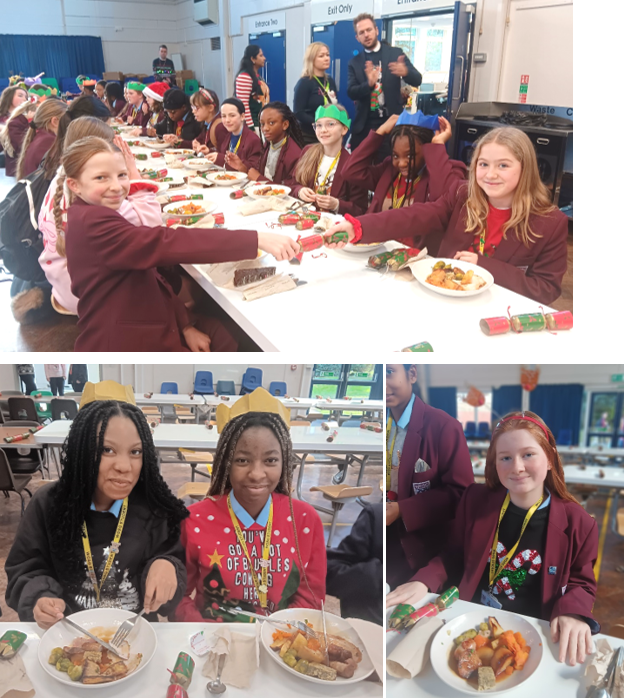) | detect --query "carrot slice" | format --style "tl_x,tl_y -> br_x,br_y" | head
505,665 -> 515,676
474,634 -> 489,649
514,631 -> 527,648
